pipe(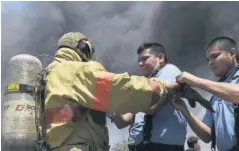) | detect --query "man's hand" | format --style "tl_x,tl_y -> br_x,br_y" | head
165,82 -> 181,95
171,97 -> 190,115
165,82 -> 183,103
176,72 -> 200,86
